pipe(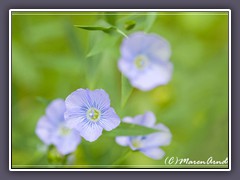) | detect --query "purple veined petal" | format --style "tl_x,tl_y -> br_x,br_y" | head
64,108 -> 86,129
87,89 -> 111,111
130,61 -> 173,91
46,99 -> 66,124
35,116 -> 56,145
144,34 -> 171,62
53,130 -> 81,155
65,88 -> 92,110
115,136 -> 130,146
121,32 -> 147,59
75,119 -> 103,142
140,147 -> 165,160
122,112 -> 156,128
98,107 -> 121,131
